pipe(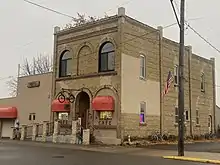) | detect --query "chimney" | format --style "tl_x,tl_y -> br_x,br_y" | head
54,26 -> 60,34
118,7 -> 125,16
